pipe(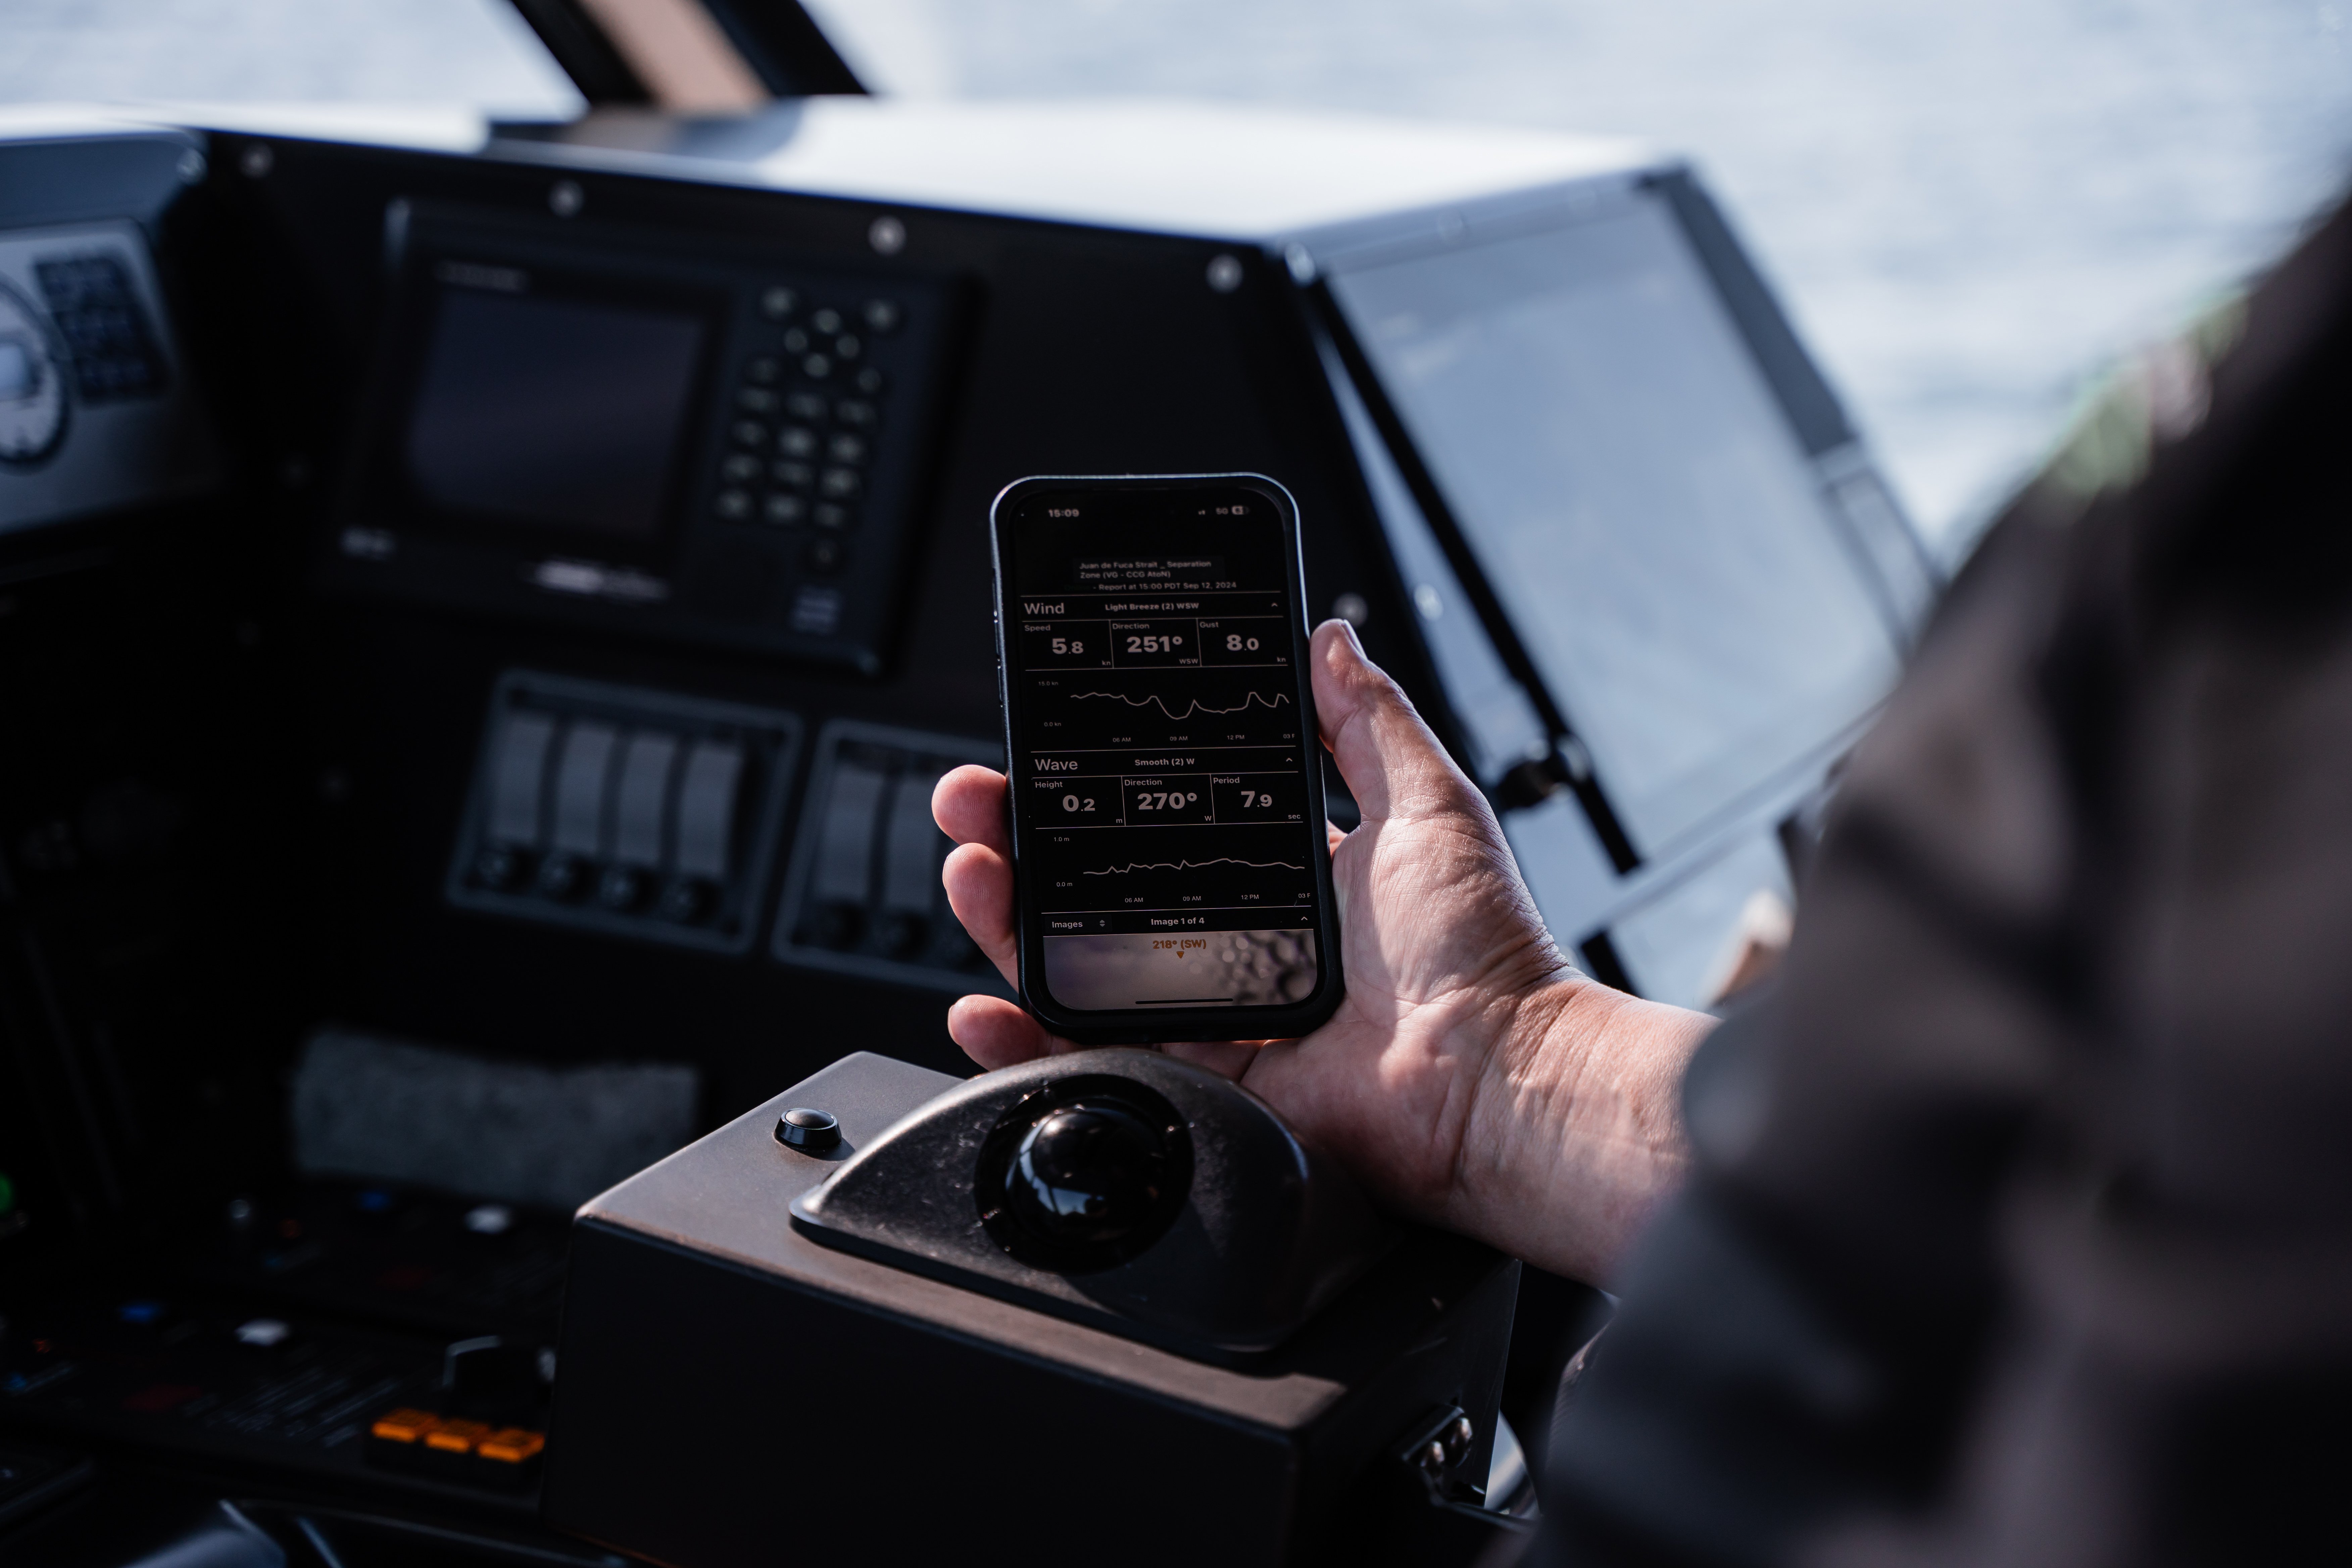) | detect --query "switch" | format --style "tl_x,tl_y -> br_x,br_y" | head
880,768 -> 947,914
487,712 -> 556,846
612,732 -> 679,868
551,723 -> 619,857
812,761 -> 888,907
674,741 -> 744,881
